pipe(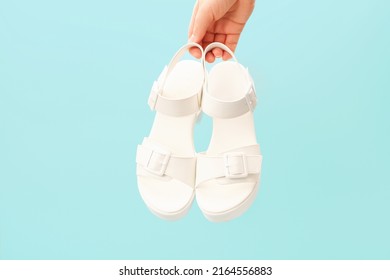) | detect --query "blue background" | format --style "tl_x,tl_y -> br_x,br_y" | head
1,0 -> 389,259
